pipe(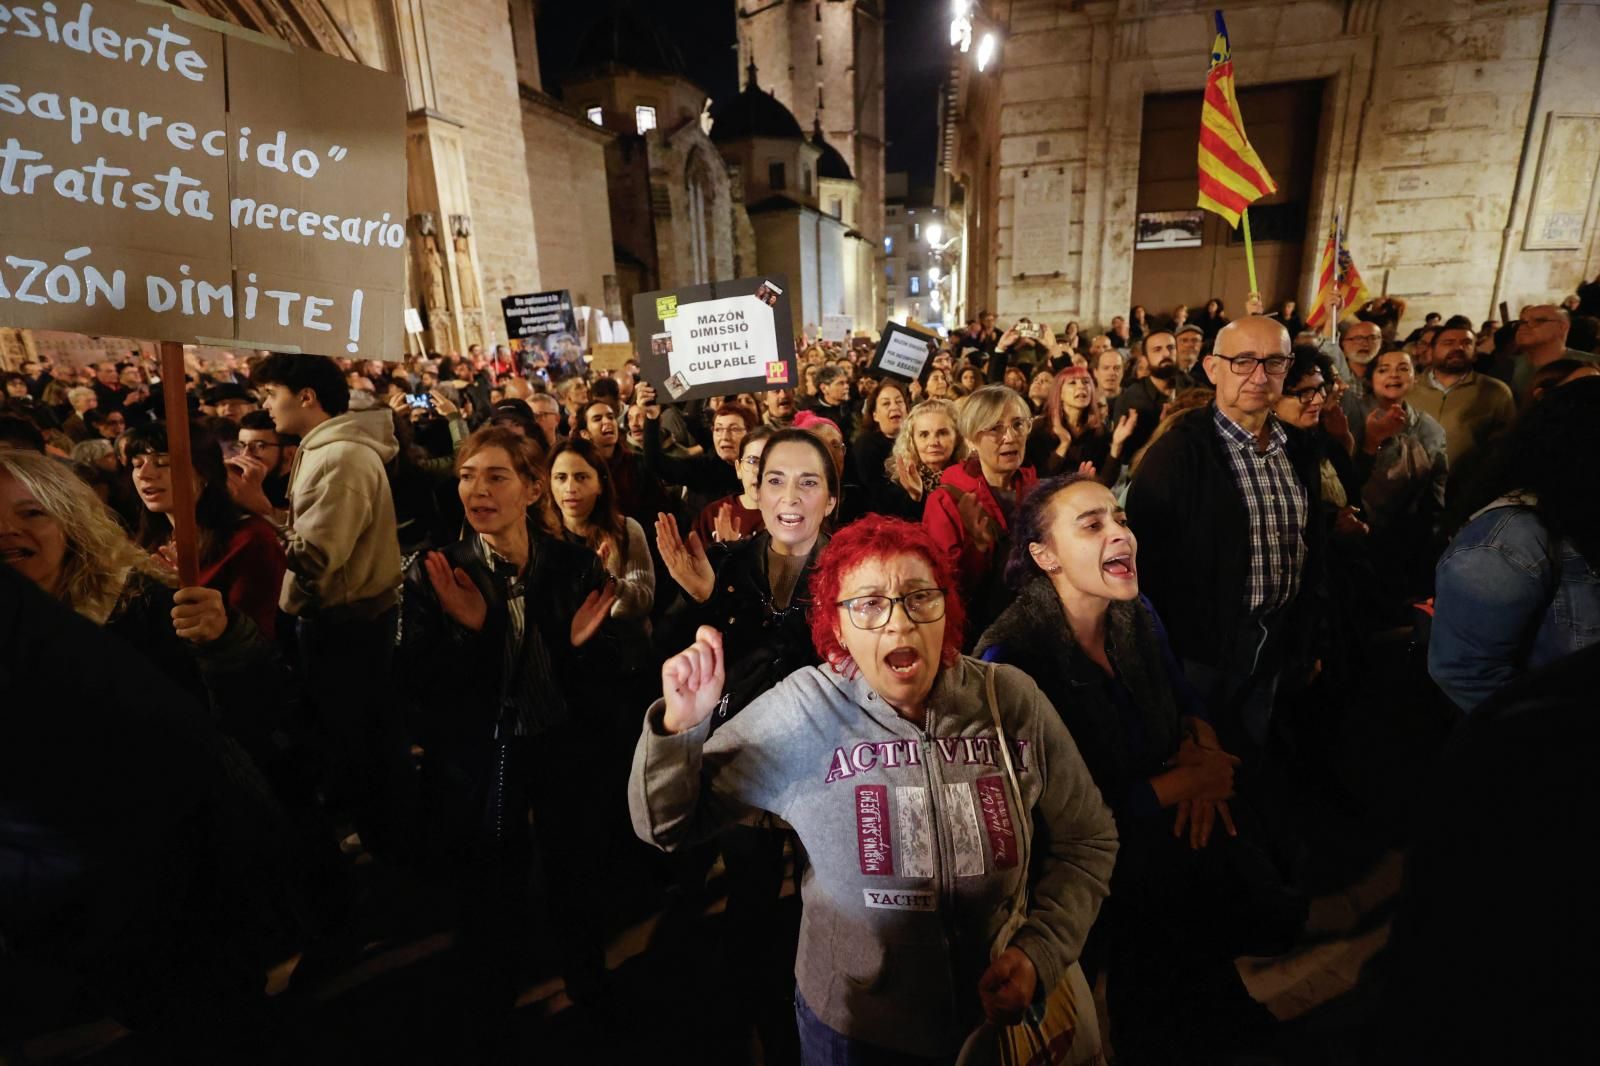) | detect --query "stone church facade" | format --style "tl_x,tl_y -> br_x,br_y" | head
943,0 -> 1600,333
